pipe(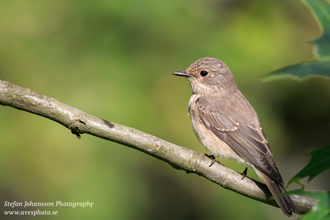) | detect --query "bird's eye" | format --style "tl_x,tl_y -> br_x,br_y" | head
200,70 -> 208,77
